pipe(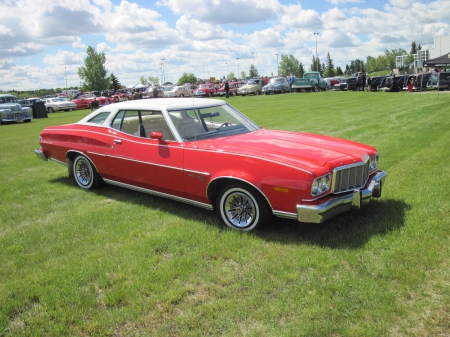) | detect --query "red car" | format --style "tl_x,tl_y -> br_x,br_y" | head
72,94 -> 114,109
215,81 -> 241,96
35,98 -> 387,231
192,83 -> 217,97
